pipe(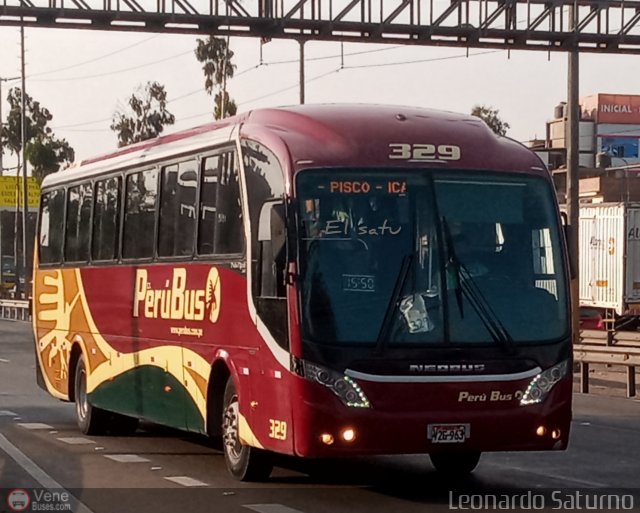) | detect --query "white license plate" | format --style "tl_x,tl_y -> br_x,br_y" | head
428,423 -> 470,444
